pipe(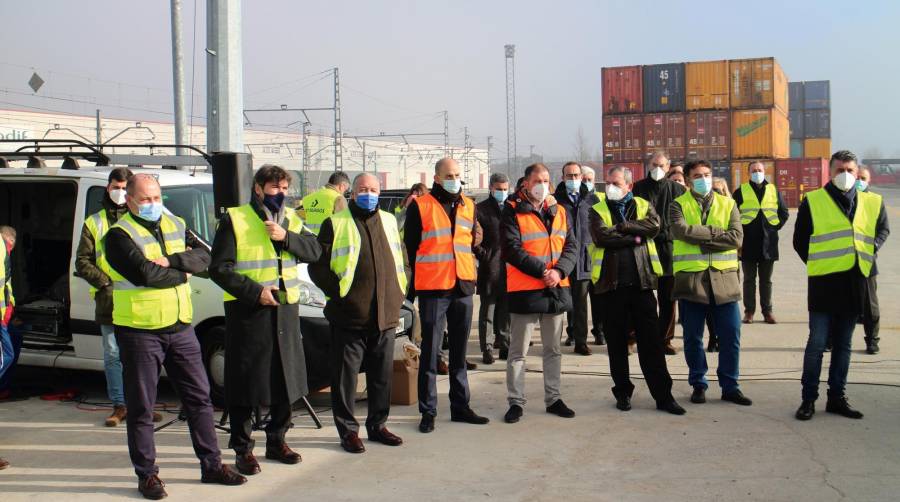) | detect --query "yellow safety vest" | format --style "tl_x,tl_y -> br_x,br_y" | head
672,191 -> 739,273
225,204 -> 305,303
739,182 -> 781,226
806,188 -> 880,278
1,241 -> 13,324
329,208 -> 407,298
84,210 -> 114,297
590,195 -> 662,284
301,186 -> 342,235
109,212 -> 193,329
